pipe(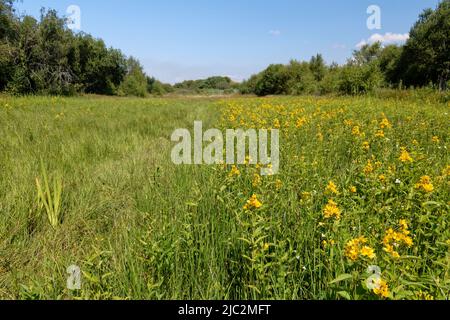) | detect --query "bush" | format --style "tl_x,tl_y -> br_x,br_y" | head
254,64 -> 289,96
118,57 -> 147,97
338,63 -> 383,95
286,60 -> 317,95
